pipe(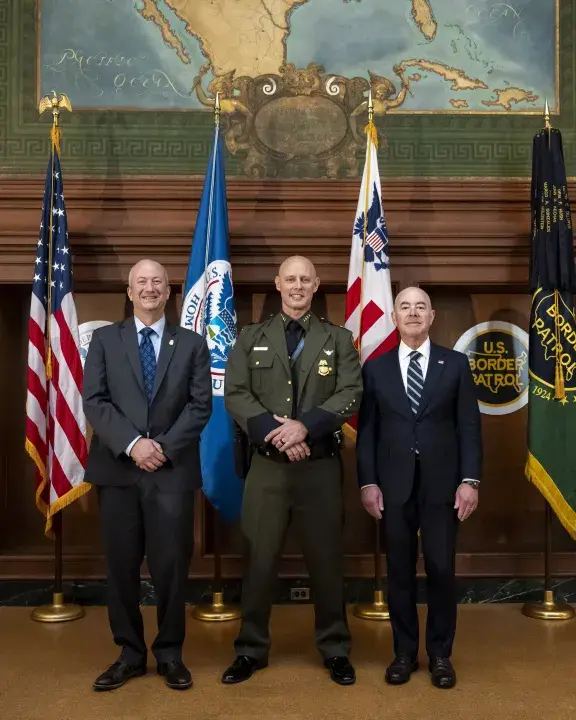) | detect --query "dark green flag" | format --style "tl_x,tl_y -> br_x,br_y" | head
526,127 -> 576,539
